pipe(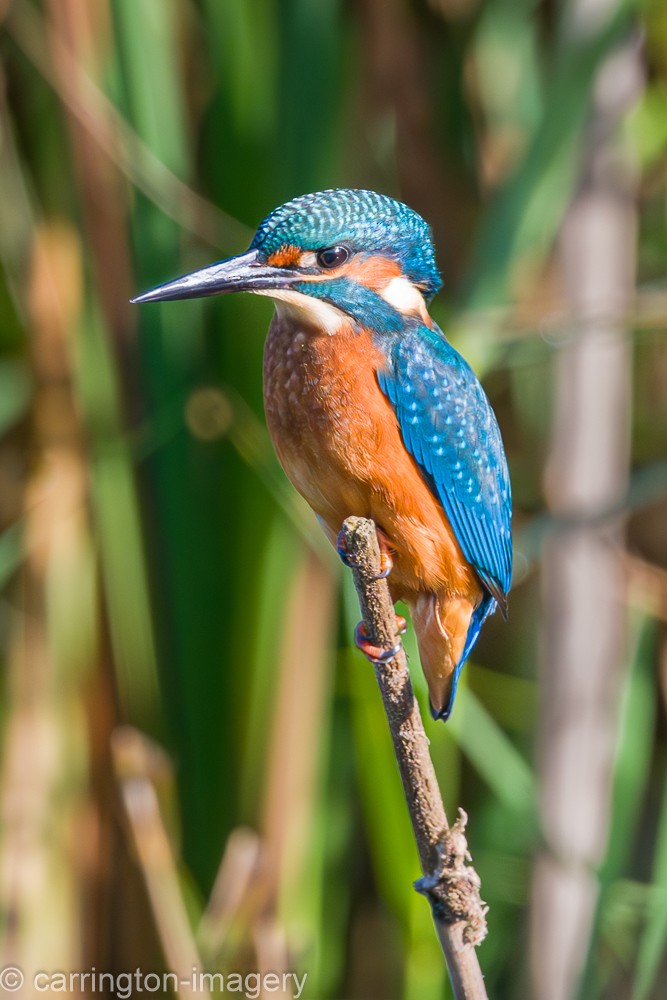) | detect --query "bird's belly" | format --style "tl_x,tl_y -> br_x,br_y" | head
263,313 -> 479,602
263,319 -> 375,518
